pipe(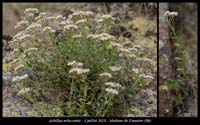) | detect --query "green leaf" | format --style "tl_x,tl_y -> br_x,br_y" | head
174,43 -> 180,48
160,85 -> 169,91
130,107 -> 141,114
